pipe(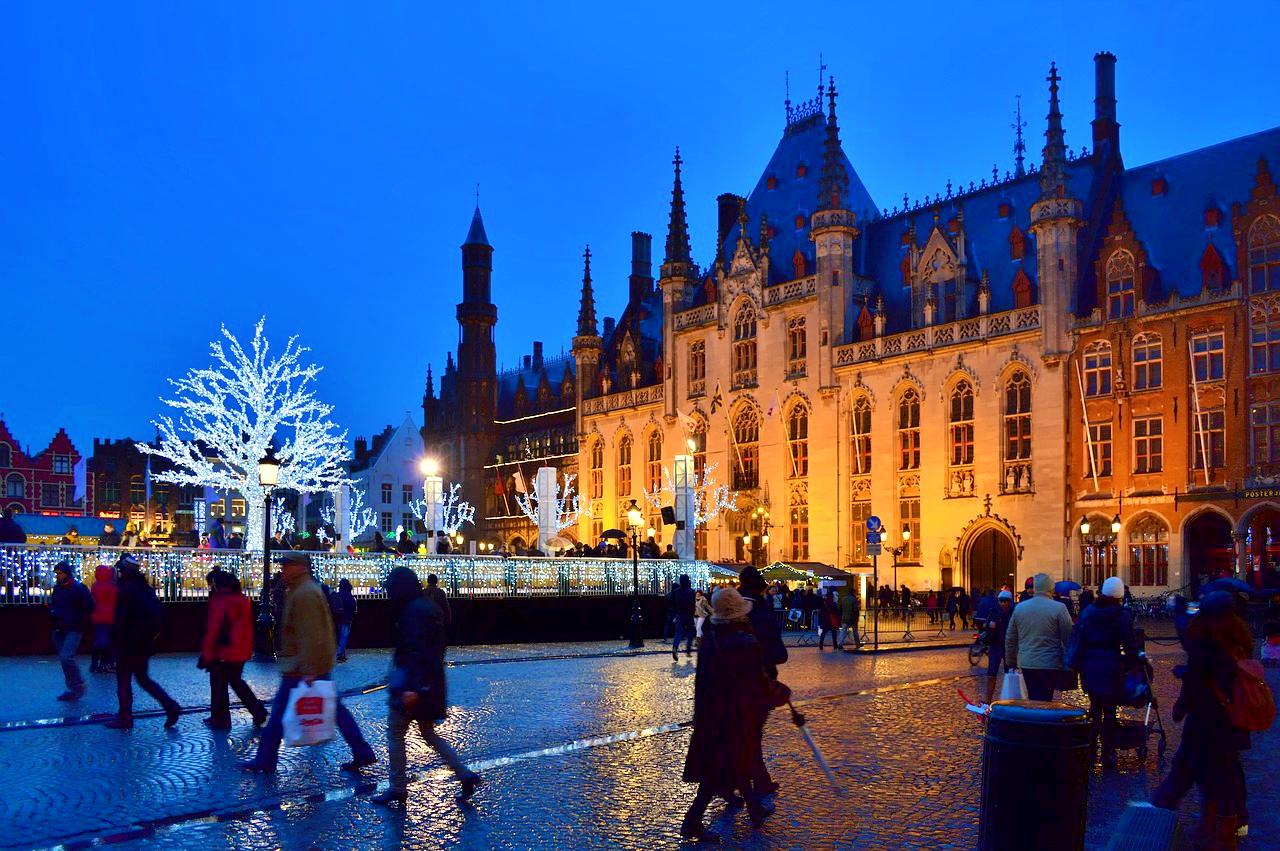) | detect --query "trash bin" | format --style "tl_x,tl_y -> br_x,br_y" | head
978,700 -> 1092,851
